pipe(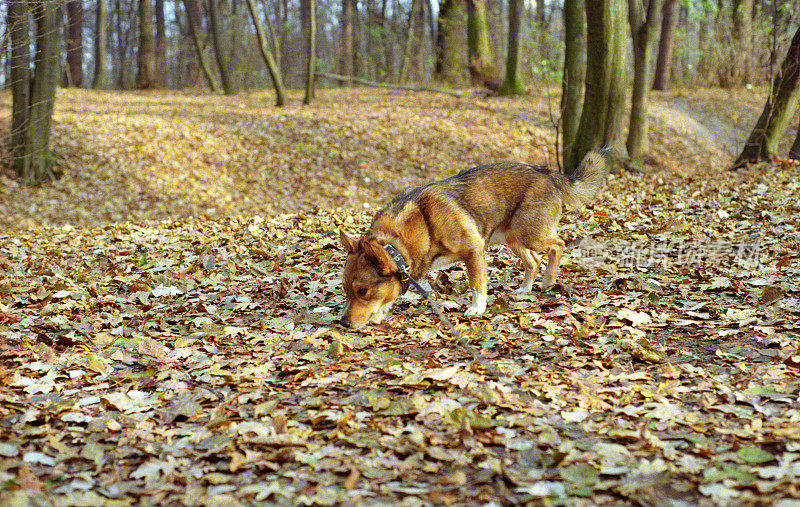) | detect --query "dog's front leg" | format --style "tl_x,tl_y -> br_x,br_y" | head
464,252 -> 488,316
